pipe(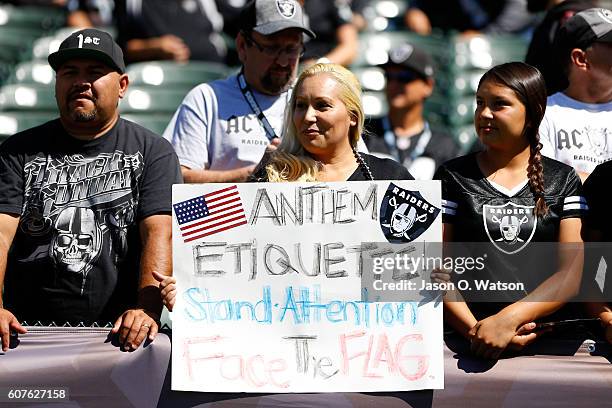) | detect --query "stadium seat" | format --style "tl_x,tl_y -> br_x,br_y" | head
361,0 -> 408,32
352,67 -> 386,92
0,27 -> 41,63
31,34 -> 67,60
362,91 -> 388,119
0,111 -> 55,136
8,60 -> 55,86
440,69 -> 486,98
0,4 -> 66,31
425,93 -> 475,128
120,87 -> 188,114
127,61 -> 231,87
453,35 -> 528,71
452,124 -> 478,153
0,84 -> 56,111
